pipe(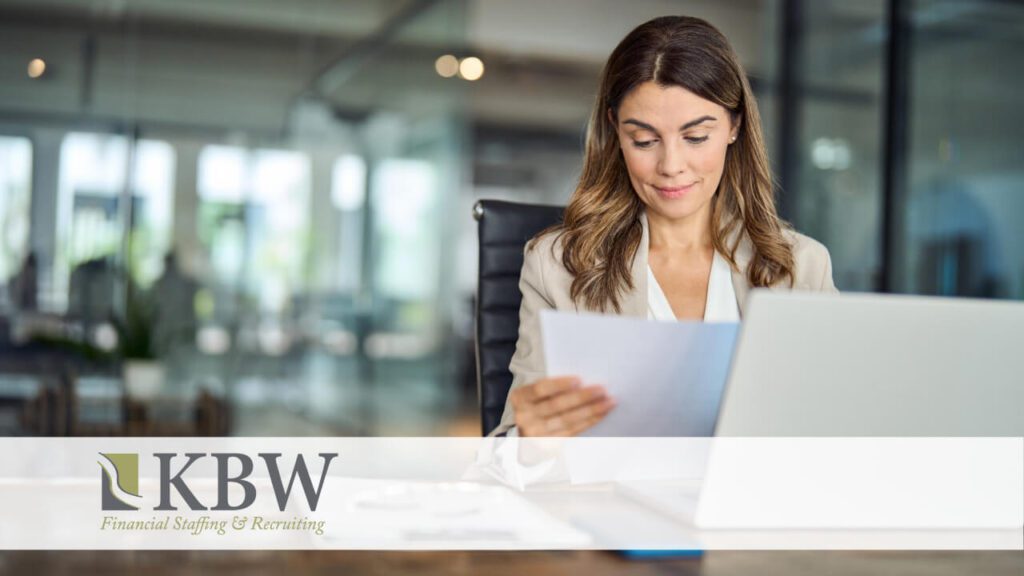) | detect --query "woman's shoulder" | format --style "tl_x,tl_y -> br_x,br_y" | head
782,228 -> 829,260
522,228 -> 578,301
780,228 -> 836,291
524,228 -> 570,279
526,228 -> 566,261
